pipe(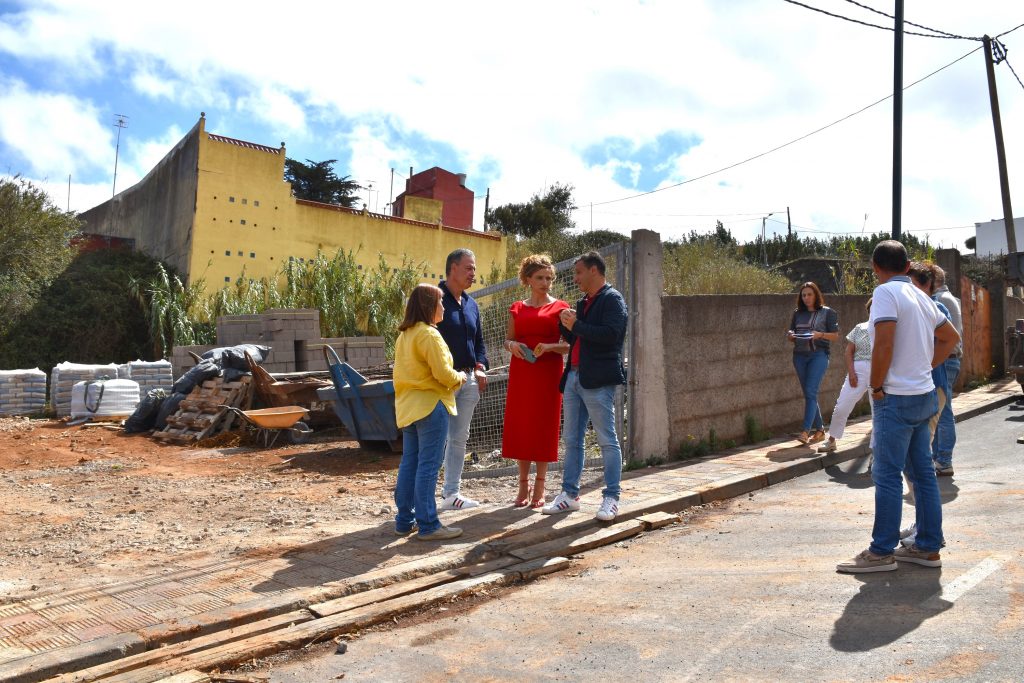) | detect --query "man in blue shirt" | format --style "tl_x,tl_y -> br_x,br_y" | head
436,248 -> 489,511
